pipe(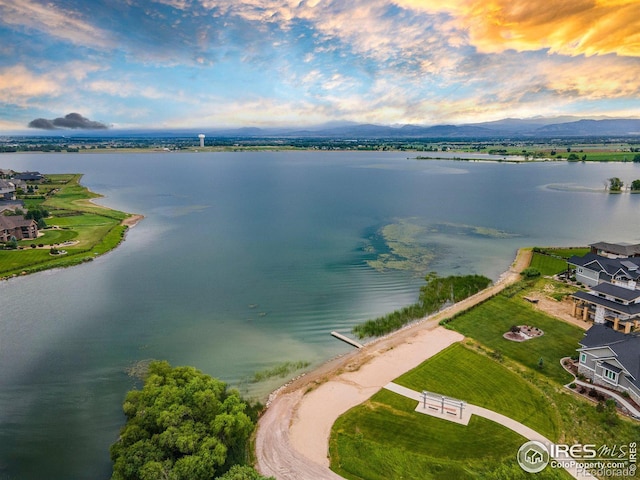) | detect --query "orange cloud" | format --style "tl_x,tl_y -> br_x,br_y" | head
394,0 -> 640,57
